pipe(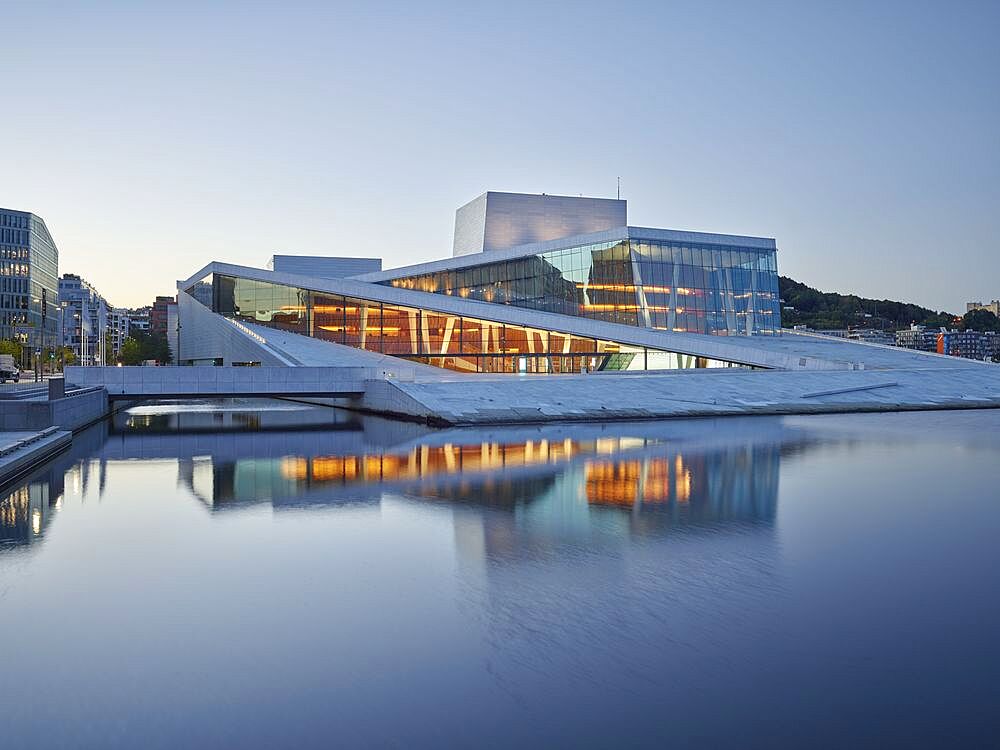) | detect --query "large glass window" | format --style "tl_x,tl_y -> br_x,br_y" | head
190,273 -> 749,374
381,237 -> 780,336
